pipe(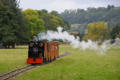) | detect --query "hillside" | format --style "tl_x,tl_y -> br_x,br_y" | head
60,6 -> 120,35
